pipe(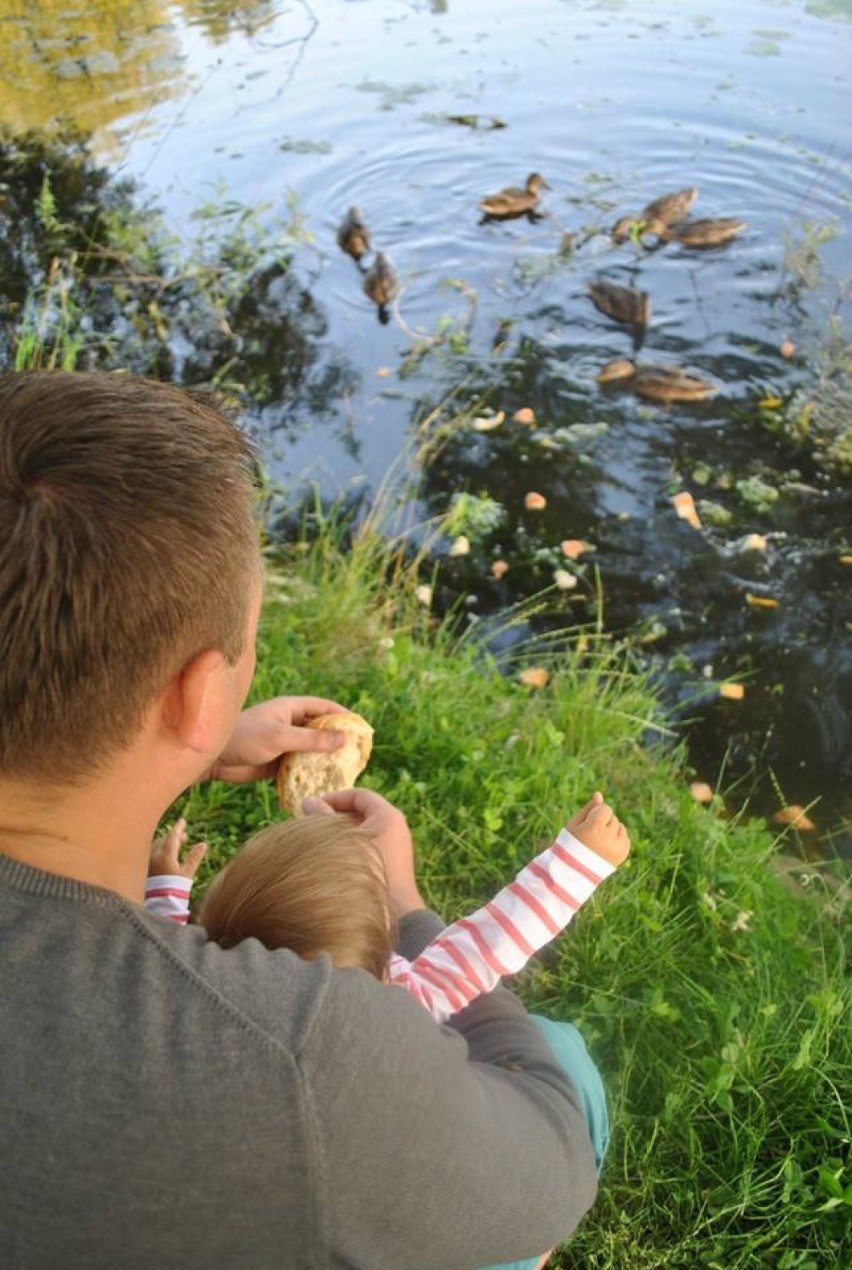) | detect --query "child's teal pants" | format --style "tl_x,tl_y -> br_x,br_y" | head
481,1015 -> 609,1270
